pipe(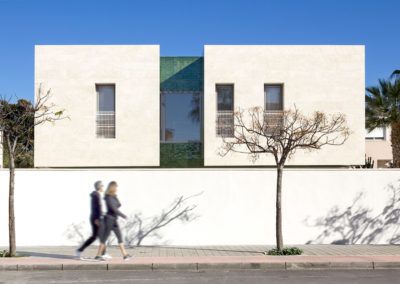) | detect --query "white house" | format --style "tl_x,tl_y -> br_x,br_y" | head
8,46 -> 400,248
34,45 -> 365,167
